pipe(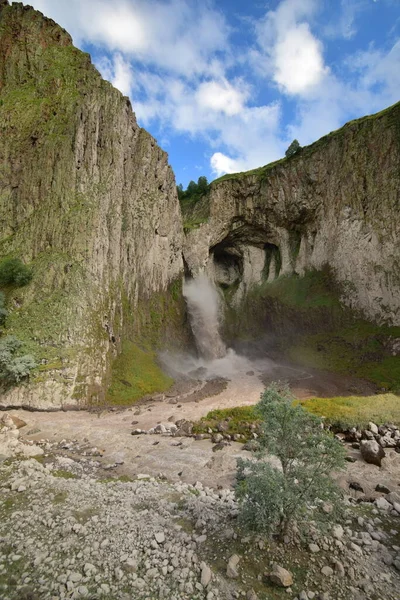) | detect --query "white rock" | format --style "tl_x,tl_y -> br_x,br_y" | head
155,531 -> 165,544
200,562 -> 212,587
